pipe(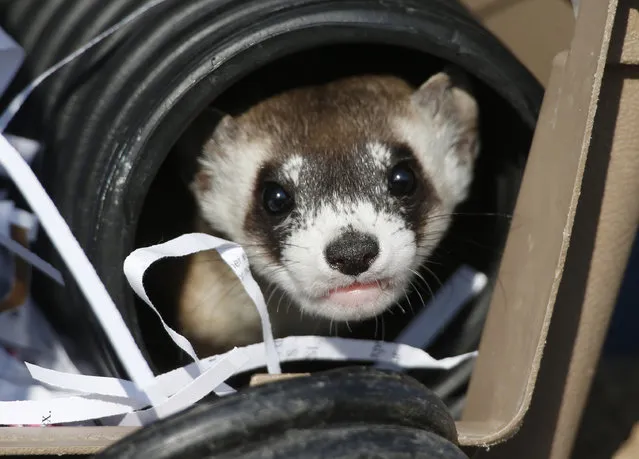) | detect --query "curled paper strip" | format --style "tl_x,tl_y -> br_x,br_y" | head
22,336 -> 476,426
0,2 -> 485,428
123,233 -> 281,375
0,211 -> 64,286
29,337 -> 477,399
0,219 -> 479,426
0,134 -> 155,387
114,349 -> 250,426
0,396 -> 141,426
0,133 -> 482,427
0,348 -> 248,426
